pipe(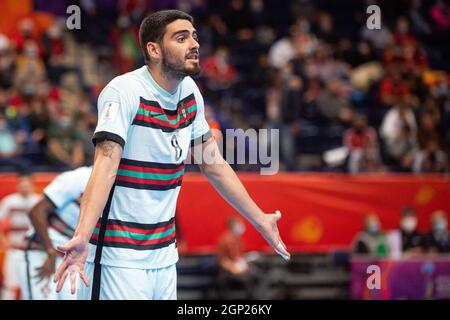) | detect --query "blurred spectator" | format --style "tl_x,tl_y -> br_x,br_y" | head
224,0 -> 254,40
344,114 -> 382,173
217,216 -> 260,299
75,112 -> 97,166
40,21 -> 73,84
13,40 -> 46,96
361,18 -> 393,51
28,97 -> 50,148
408,0 -> 432,36
9,18 -> 42,55
424,210 -> 450,254
413,139 -> 449,173
110,14 -> 141,74
313,12 -> 339,45
380,101 -> 418,170
353,40 -> 377,67
266,74 -> 303,171
399,206 -> 425,255
305,43 -> 350,83
0,35 -> 15,90
268,26 -> 301,69
278,76 -> 303,170
316,78 -> 353,124
378,70 -> 412,107
46,114 -> 84,169
417,107 -> 441,149
393,16 -> 417,46
352,213 -> 388,257
0,114 -> 21,168
201,45 -> 238,94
